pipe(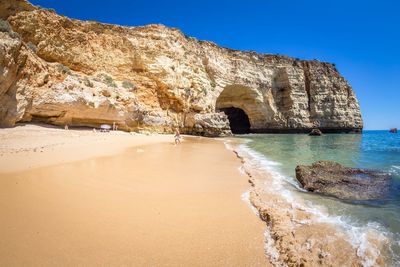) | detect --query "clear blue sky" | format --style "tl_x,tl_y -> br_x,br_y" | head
30,0 -> 400,130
